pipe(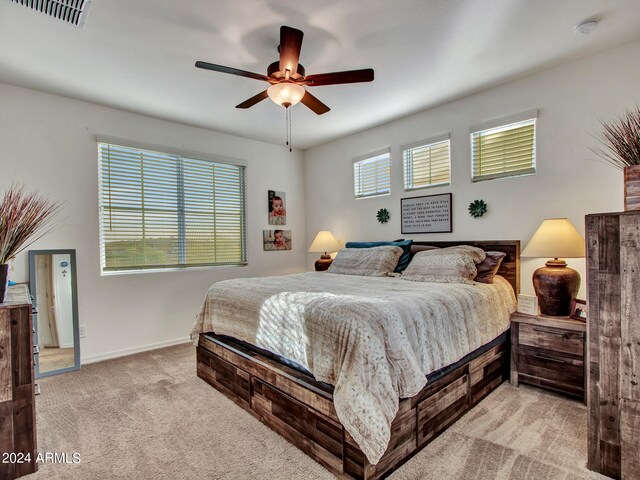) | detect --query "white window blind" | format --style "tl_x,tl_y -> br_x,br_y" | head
98,142 -> 247,272
354,151 -> 391,199
471,117 -> 536,182
403,137 -> 450,190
